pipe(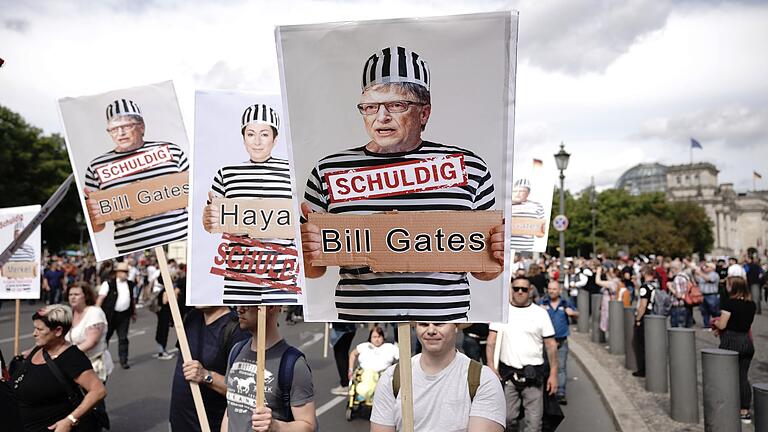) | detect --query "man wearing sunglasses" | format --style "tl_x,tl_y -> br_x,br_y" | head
301,46 -> 504,322
486,276 -> 558,432
83,99 -> 189,255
